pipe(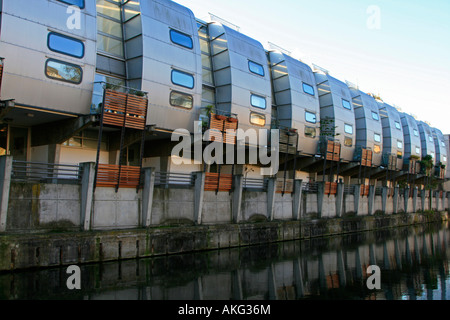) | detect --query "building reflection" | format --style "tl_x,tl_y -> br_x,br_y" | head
1,223 -> 448,300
